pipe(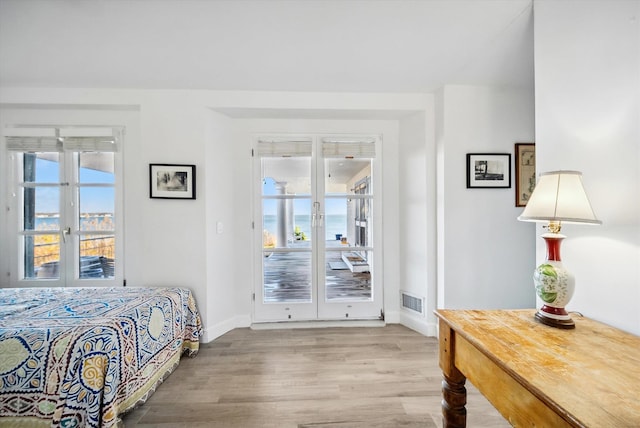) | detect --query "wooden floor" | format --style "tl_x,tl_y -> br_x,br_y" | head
120,325 -> 509,428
